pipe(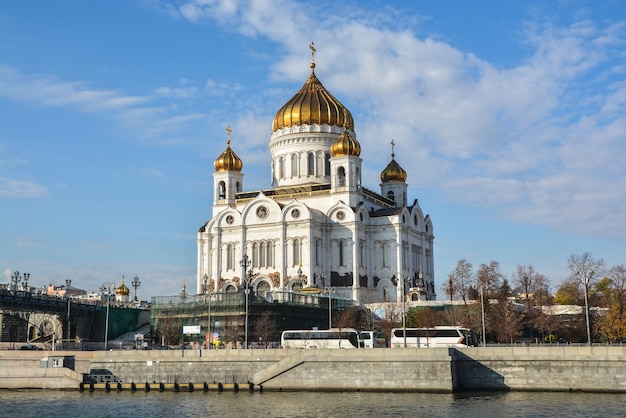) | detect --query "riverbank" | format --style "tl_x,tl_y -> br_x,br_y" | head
1,346 -> 624,392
